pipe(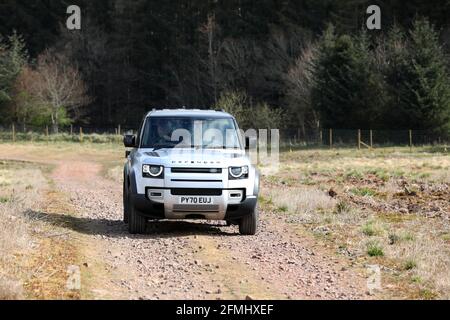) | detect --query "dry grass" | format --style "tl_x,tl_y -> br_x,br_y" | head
264,147 -> 450,299
0,142 -> 122,164
0,163 -> 47,299
281,148 -> 450,184
385,219 -> 450,298
105,165 -> 123,183
262,186 -> 337,223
